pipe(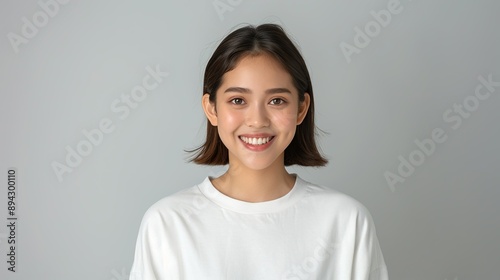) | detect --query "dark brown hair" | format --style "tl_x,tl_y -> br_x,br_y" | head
187,23 -> 328,166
